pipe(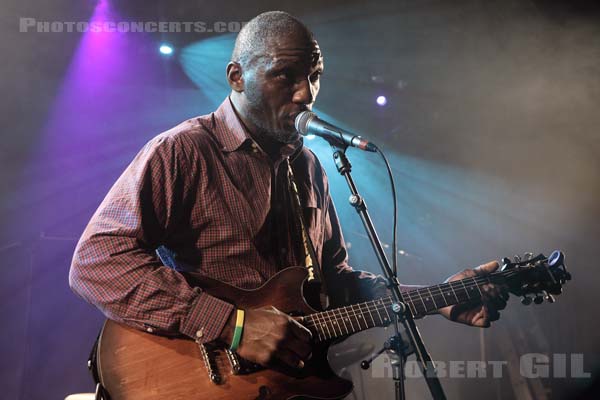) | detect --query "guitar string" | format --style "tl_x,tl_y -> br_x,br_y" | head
302,270 -> 522,335
303,276 -> 501,332
303,275 -> 523,339
305,270 -> 519,324
304,270 -> 533,341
